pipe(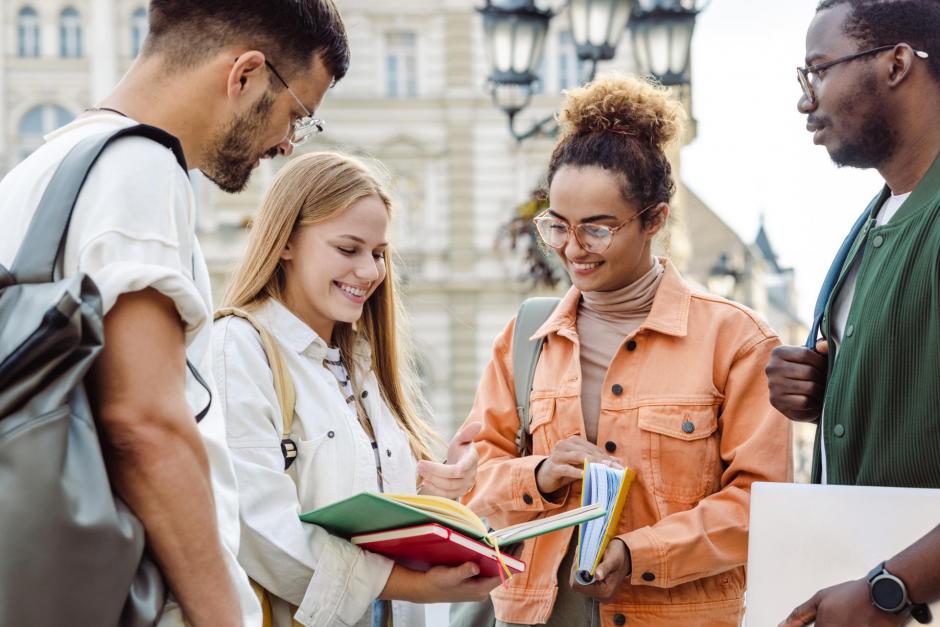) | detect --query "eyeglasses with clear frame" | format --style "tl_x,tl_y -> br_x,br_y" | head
264,60 -> 325,147
533,205 -> 657,254
797,43 -> 929,105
